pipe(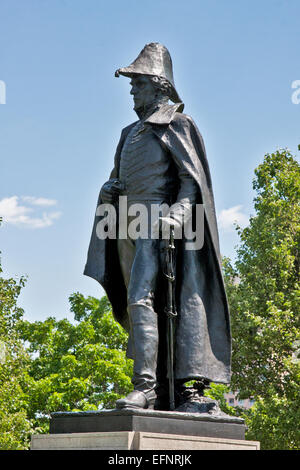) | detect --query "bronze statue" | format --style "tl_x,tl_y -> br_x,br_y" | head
84,43 -> 231,412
